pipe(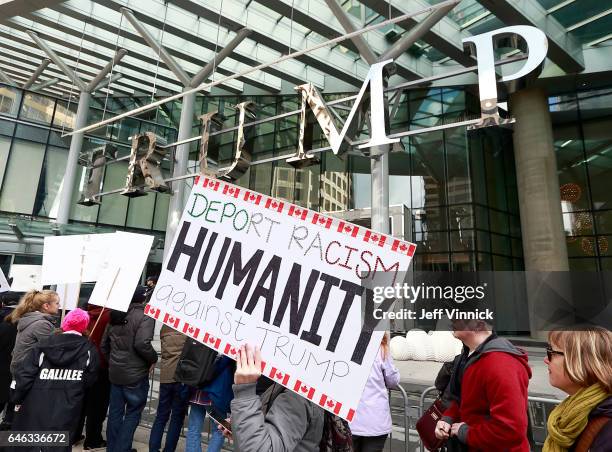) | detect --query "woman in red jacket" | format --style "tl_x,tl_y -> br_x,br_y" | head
434,320 -> 532,451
